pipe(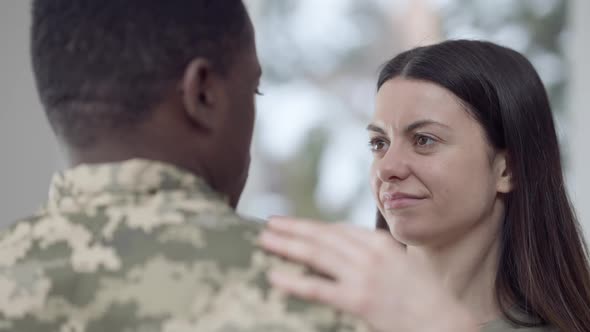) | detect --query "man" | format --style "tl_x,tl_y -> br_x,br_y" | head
0,1 -> 365,331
